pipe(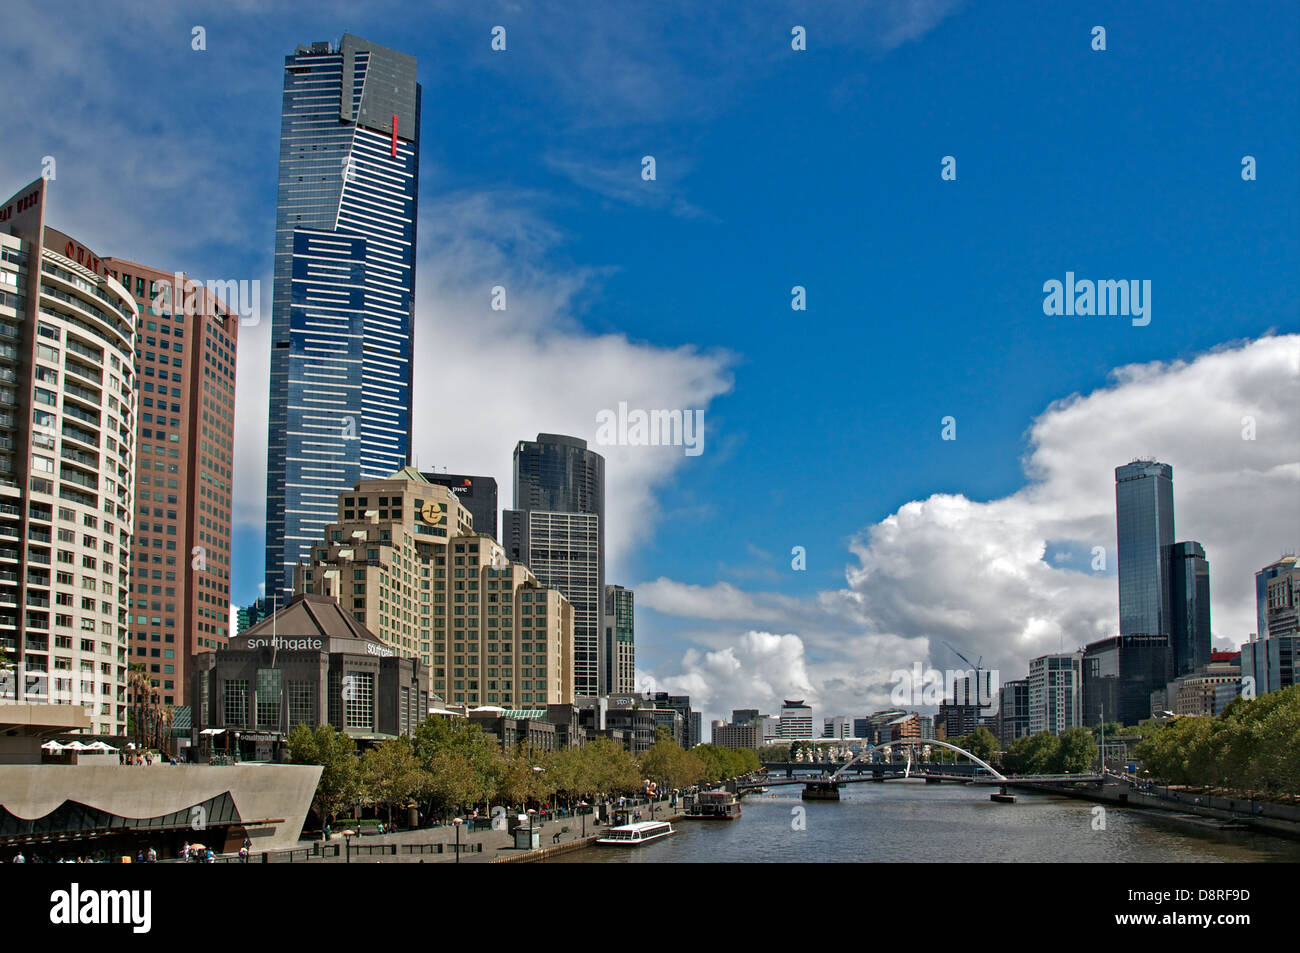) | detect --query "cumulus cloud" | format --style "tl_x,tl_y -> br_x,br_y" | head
643,335 -> 1300,727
